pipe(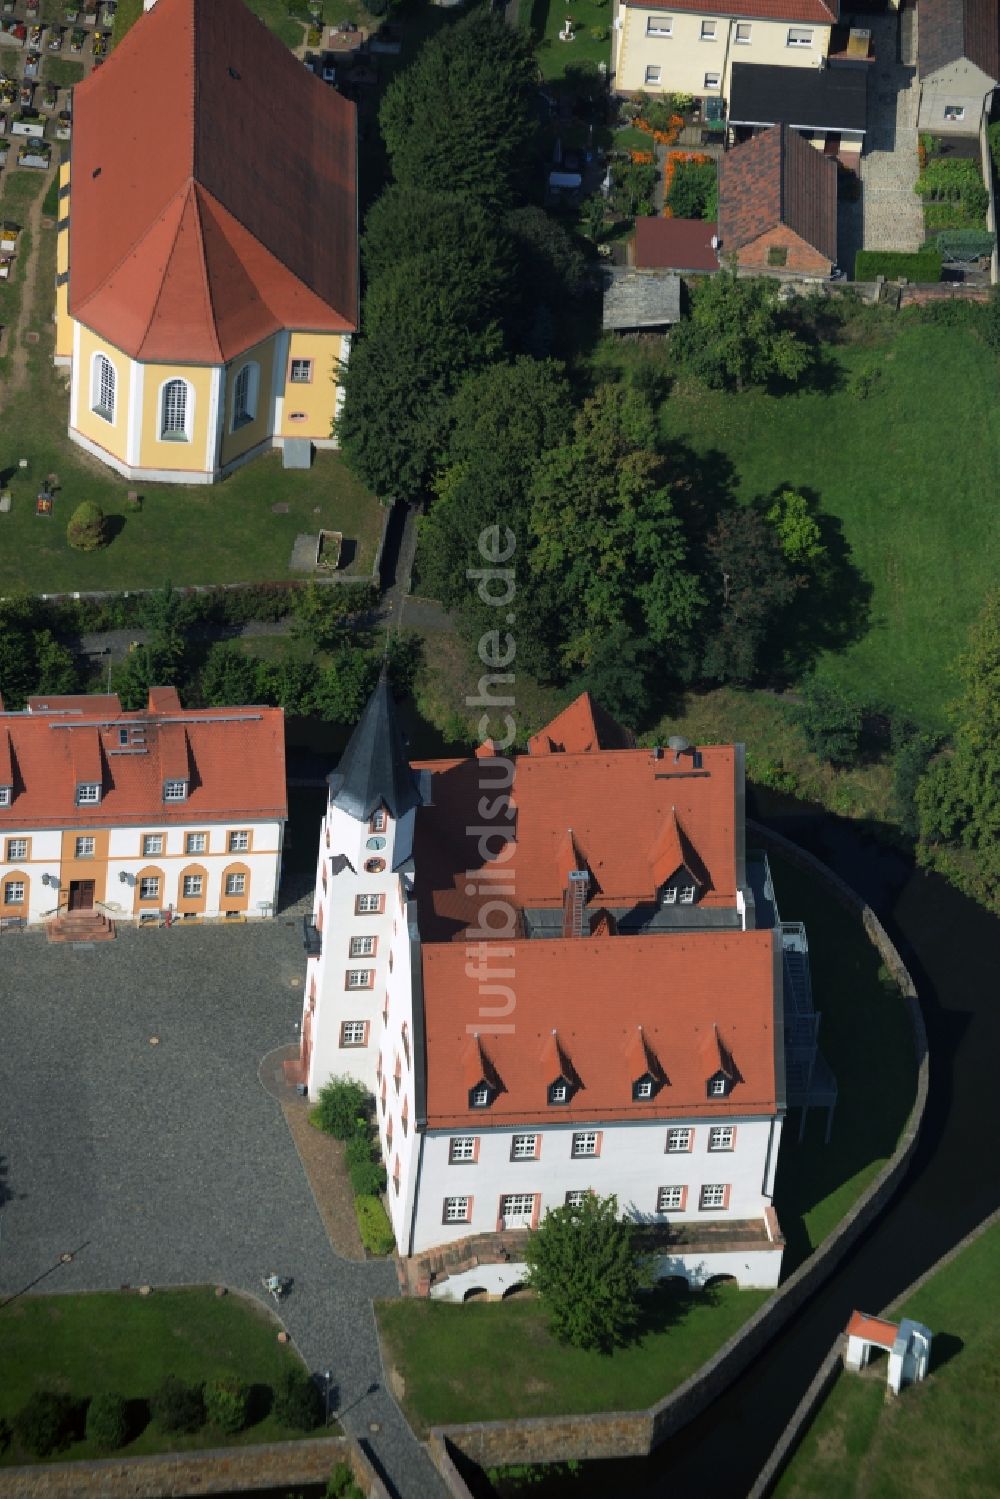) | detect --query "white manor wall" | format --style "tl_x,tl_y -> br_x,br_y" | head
409,1113 -> 784,1255
0,829 -> 62,924
428,1242 -> 784,1299
378,900 -> 421,1252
